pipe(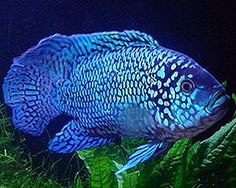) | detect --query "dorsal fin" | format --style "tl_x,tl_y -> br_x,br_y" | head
70,30 -> 159,55
13,30 -> 159,78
